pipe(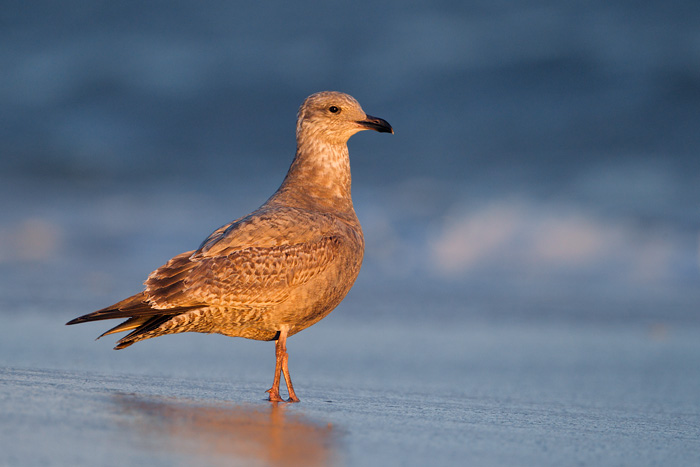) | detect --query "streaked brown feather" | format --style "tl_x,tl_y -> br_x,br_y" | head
114,315 -> 175,349
66,291 -> 198,324
98,316 -> 151,339
144,236 -> 342,309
